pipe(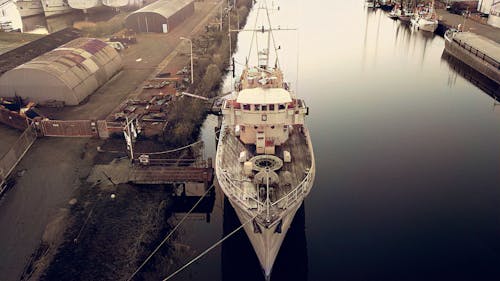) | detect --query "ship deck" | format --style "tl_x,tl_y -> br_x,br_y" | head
219,125 -> 312,208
